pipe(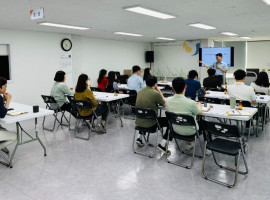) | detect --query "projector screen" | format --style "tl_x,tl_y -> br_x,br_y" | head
199,47 -> 234,67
